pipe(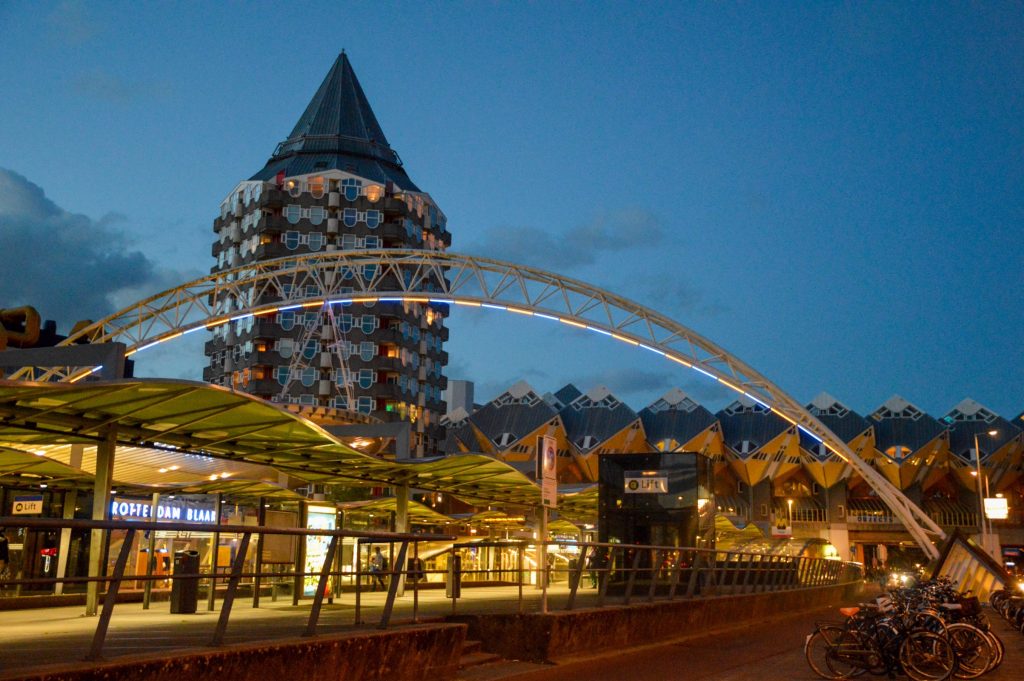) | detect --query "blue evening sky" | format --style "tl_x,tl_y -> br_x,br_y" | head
1,1 -> 1021,419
